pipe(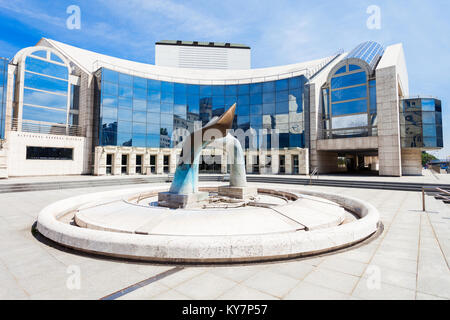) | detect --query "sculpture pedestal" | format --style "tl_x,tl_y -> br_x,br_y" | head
218,186 -> 258,200
158,191 -> 209,209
